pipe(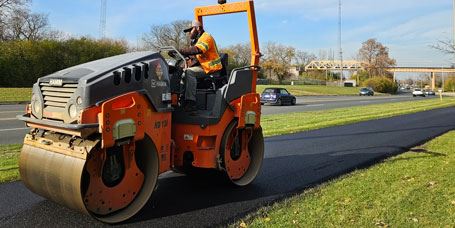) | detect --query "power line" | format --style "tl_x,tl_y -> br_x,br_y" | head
100,0 -> 107,38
